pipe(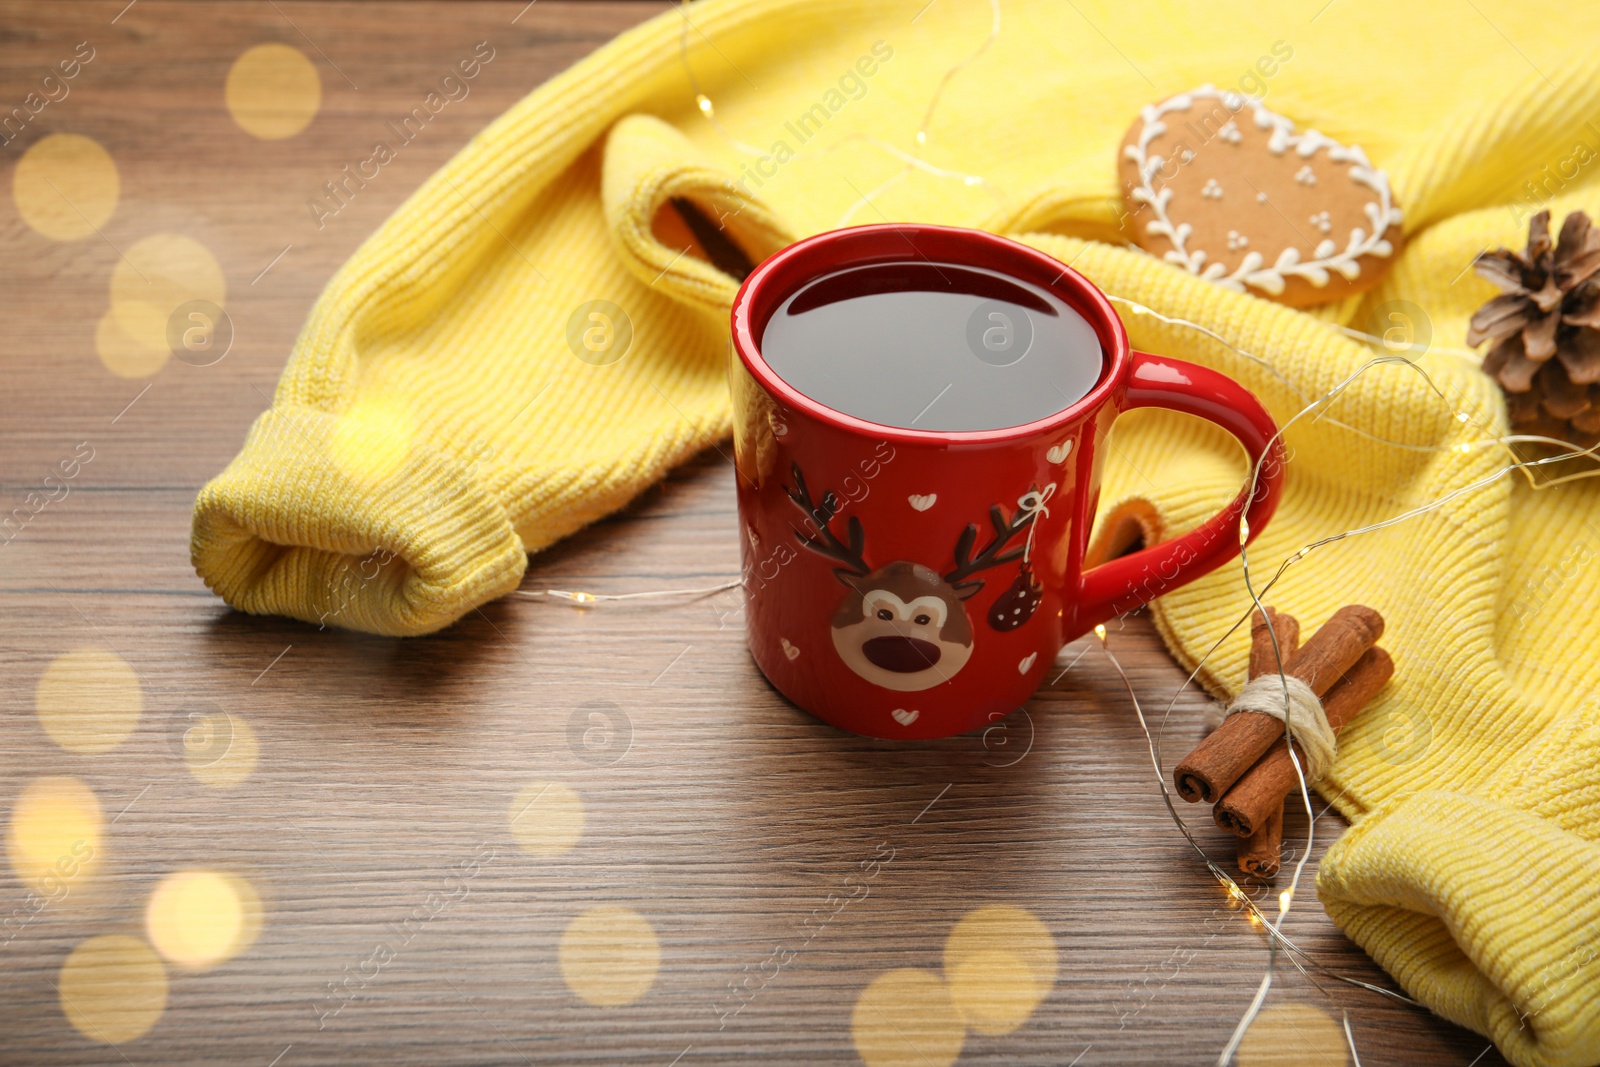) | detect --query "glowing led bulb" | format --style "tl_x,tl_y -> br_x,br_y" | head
1094,624 -> 1107,641
1457,412 -> 1470,422
695,94 -> 714,117
915,130 -> 927,145
1239,517 -> 1251,545
1278,888 -> 1293,913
